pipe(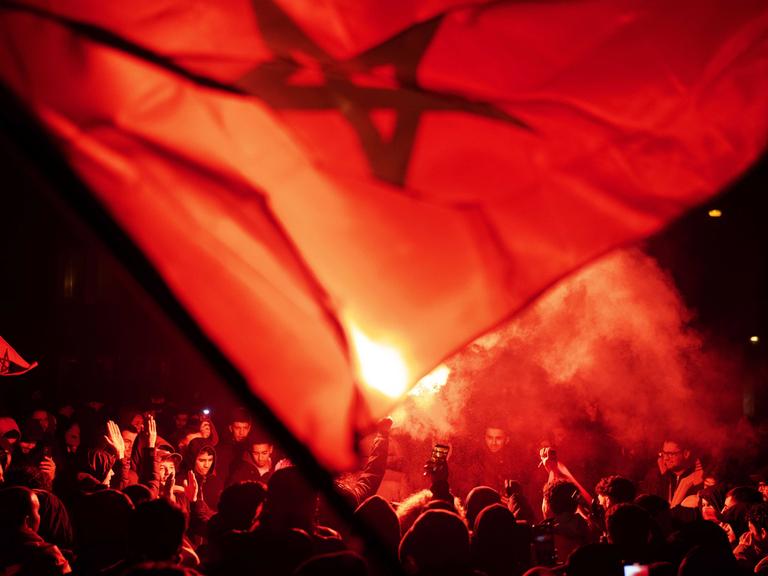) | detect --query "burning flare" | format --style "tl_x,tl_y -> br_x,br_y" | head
349,323 -> 409,398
